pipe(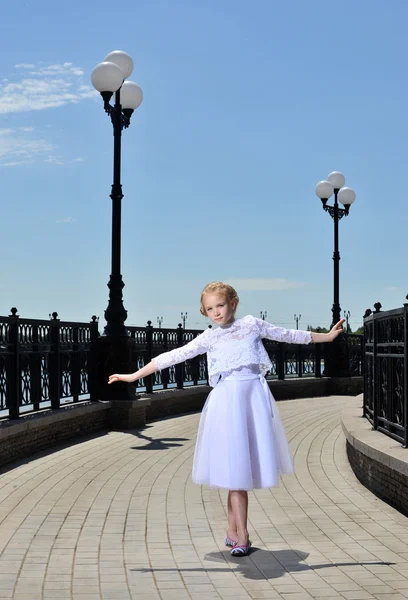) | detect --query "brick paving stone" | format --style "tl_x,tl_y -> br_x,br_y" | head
373,595 -> 408,600
340,591 -> 377,599
280,594 -> 314,600
245,593 -> 282,599
308,591 -> 344,598
392,582 -> 408,590
157,592 -> 191,600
